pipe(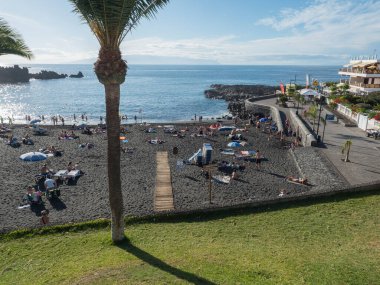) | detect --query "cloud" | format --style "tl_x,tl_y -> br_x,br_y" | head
256,0 -> 380,51
116,0 -> 380,65
2,0 -> 379,65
